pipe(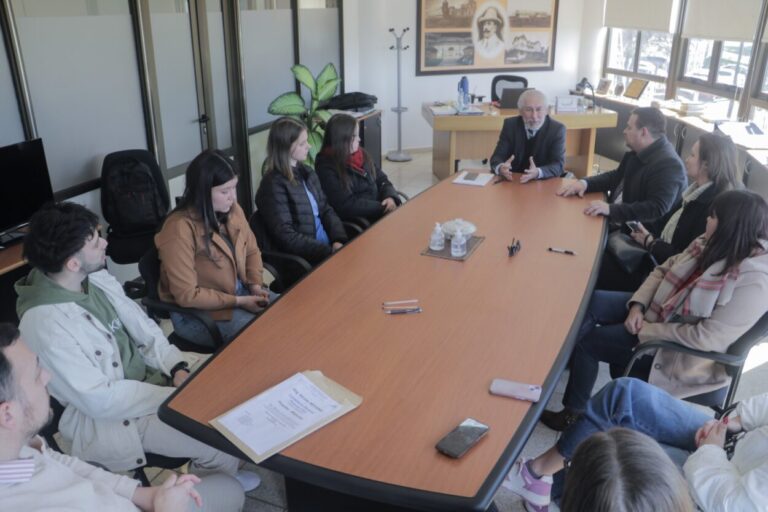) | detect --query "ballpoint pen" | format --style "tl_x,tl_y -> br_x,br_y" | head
382,299 -> 419,307
548,247 -> 576,255
384,307 -> 422,315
